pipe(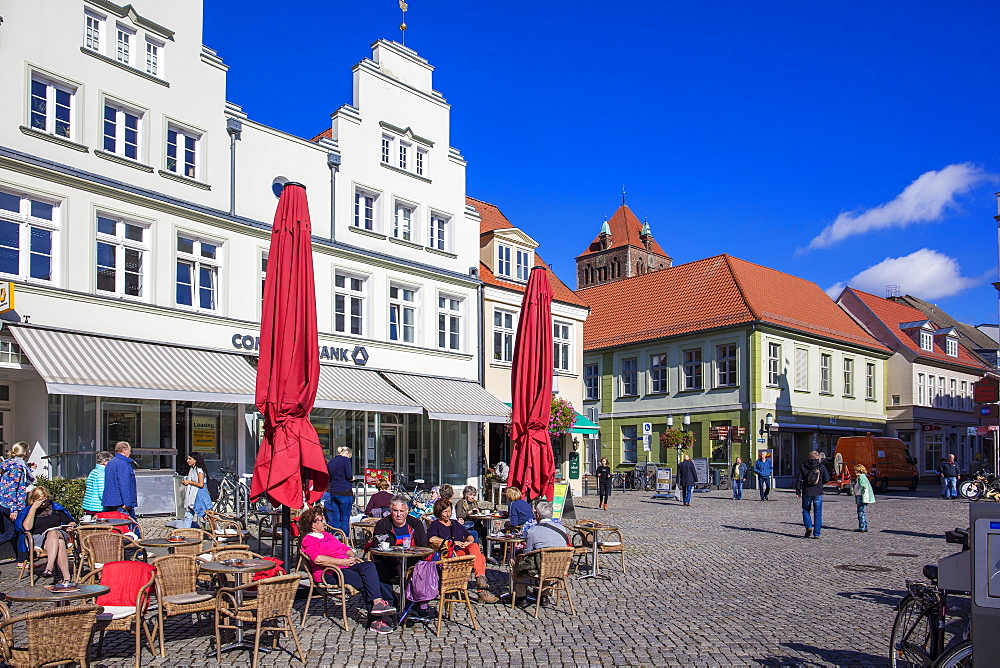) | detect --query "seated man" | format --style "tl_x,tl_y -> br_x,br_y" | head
371,496 -> 429,605
514,501 -> 569,587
